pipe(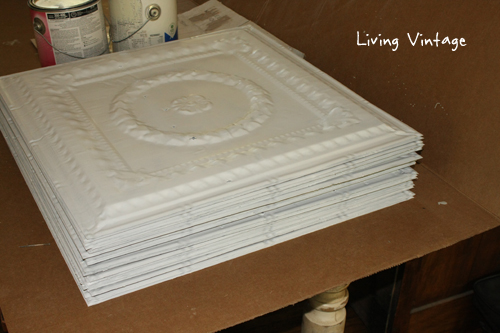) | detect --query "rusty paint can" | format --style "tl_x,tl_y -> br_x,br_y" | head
109,0 -> 177,52
28,0 -> 109,67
